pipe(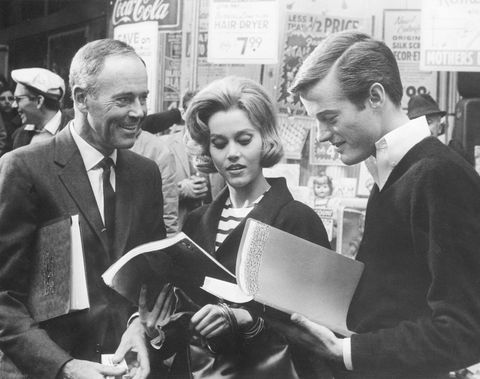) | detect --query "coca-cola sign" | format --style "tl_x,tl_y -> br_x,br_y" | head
112,0 -> 181,29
